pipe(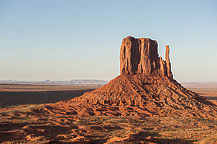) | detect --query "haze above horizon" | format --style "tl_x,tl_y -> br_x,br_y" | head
0,0 -> 217,82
